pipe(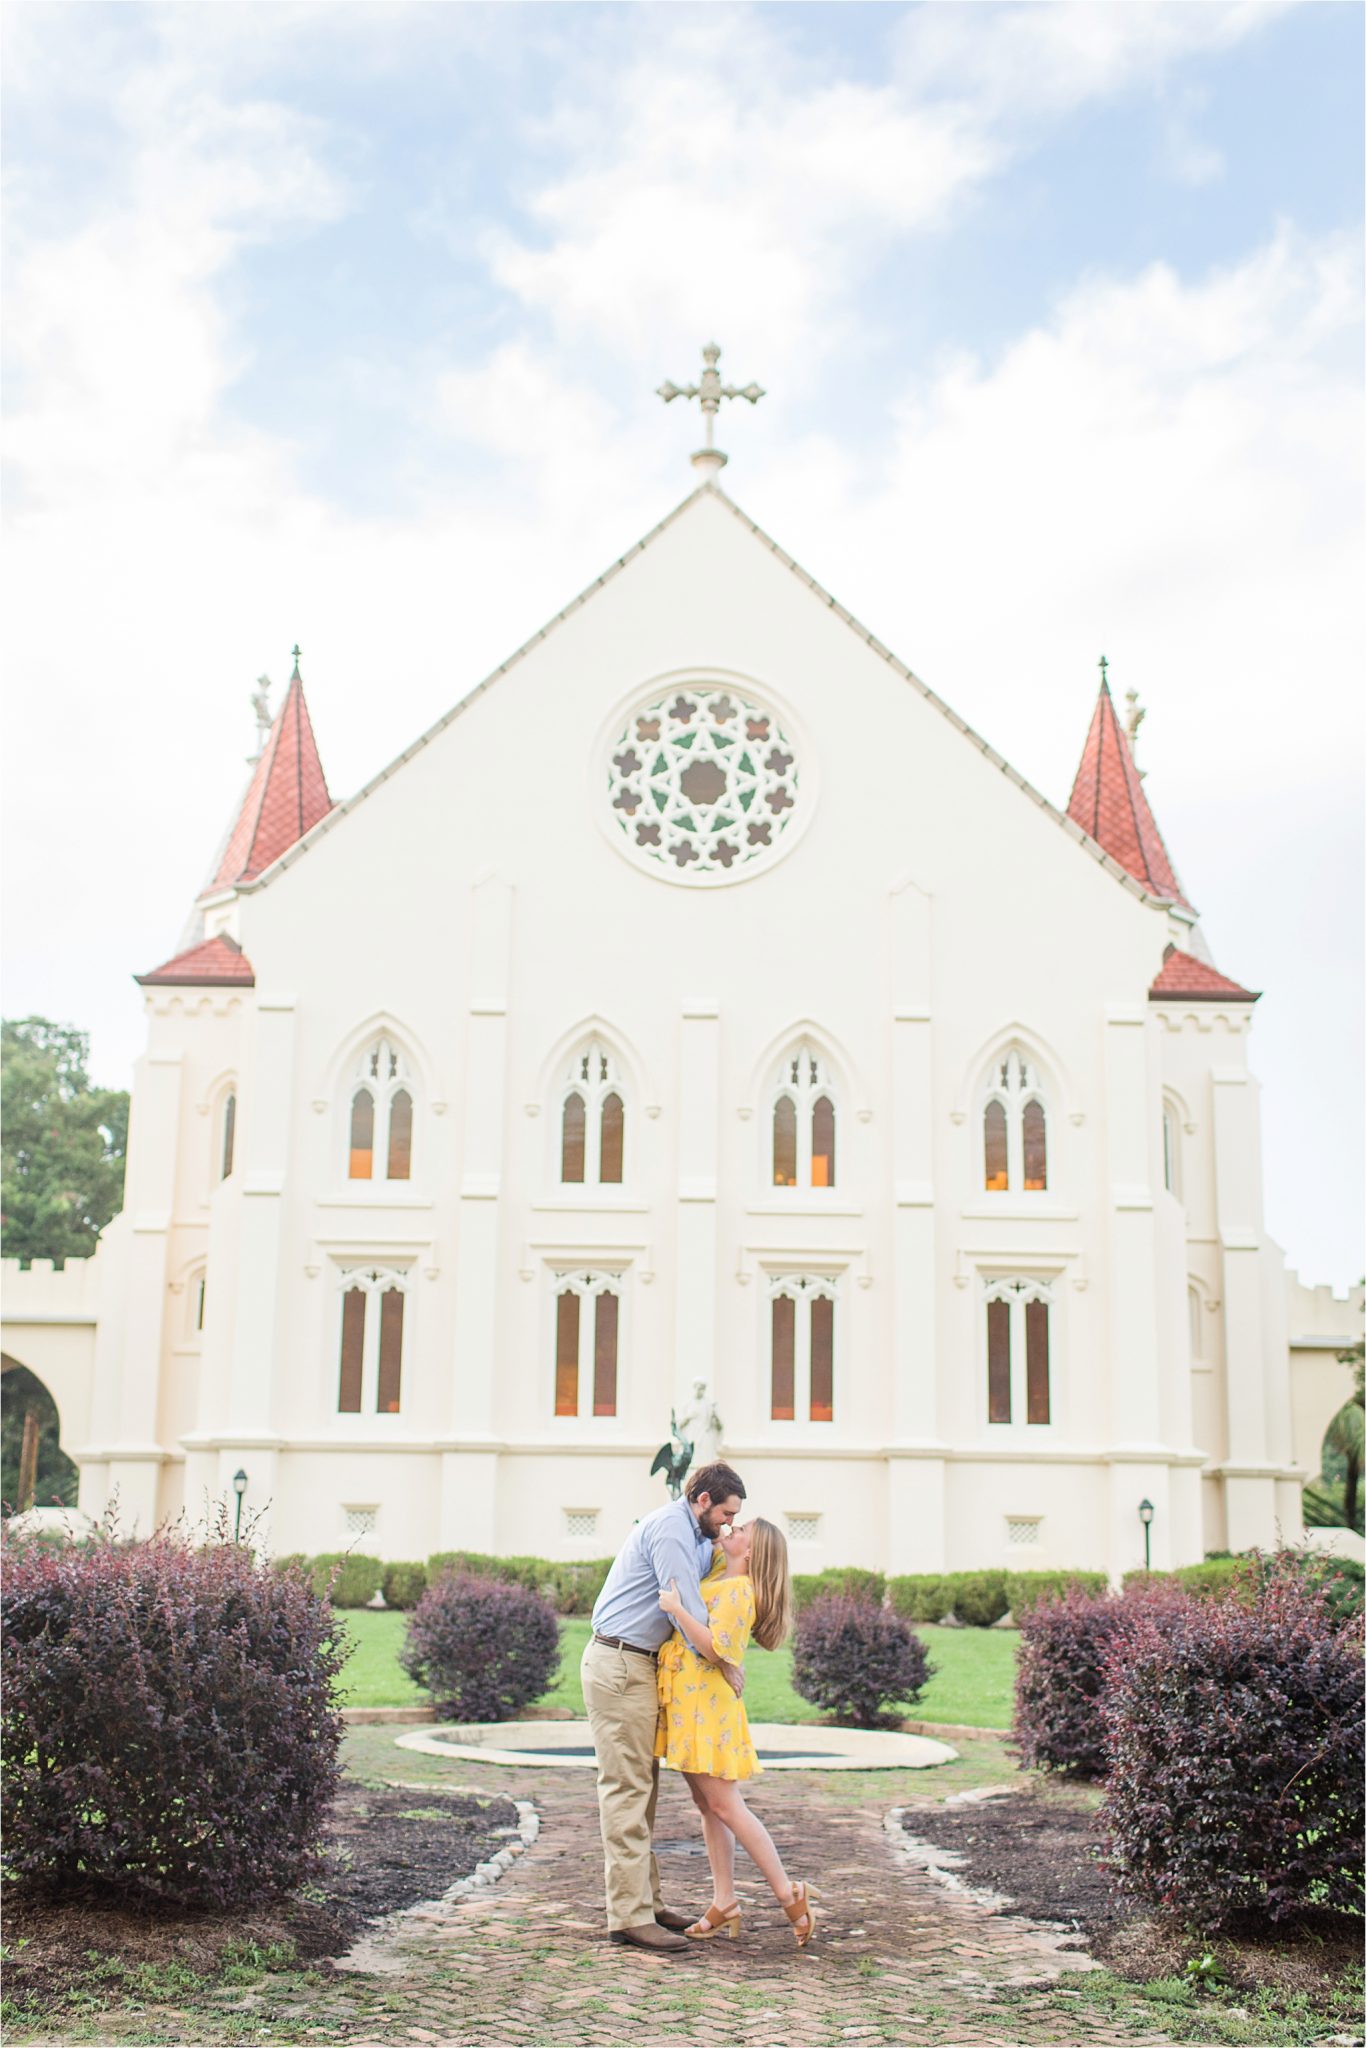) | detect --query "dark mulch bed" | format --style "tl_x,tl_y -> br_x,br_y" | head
903,1784 -> 1363,2003
4,1784 -> 520,2014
